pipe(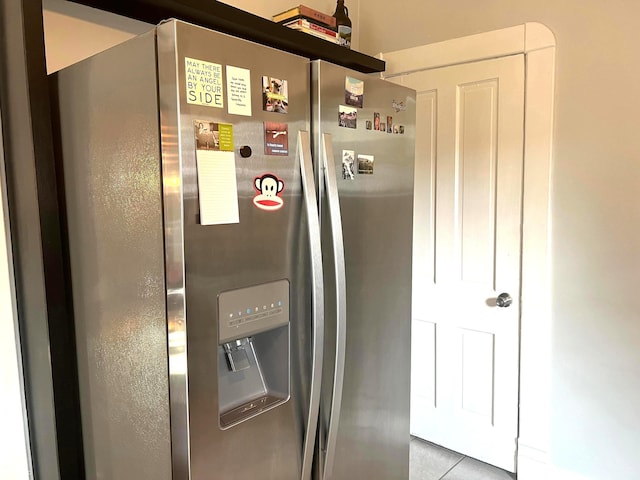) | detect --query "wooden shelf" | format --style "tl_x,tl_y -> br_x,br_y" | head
68,0 -> 386,73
